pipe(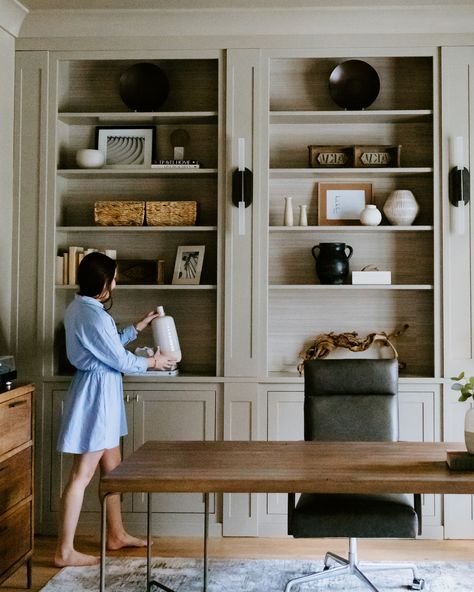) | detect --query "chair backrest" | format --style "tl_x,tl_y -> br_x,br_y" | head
303,358 -> 399,442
